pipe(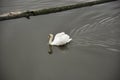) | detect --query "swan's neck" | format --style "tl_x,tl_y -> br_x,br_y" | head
49,34 -> 54,45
